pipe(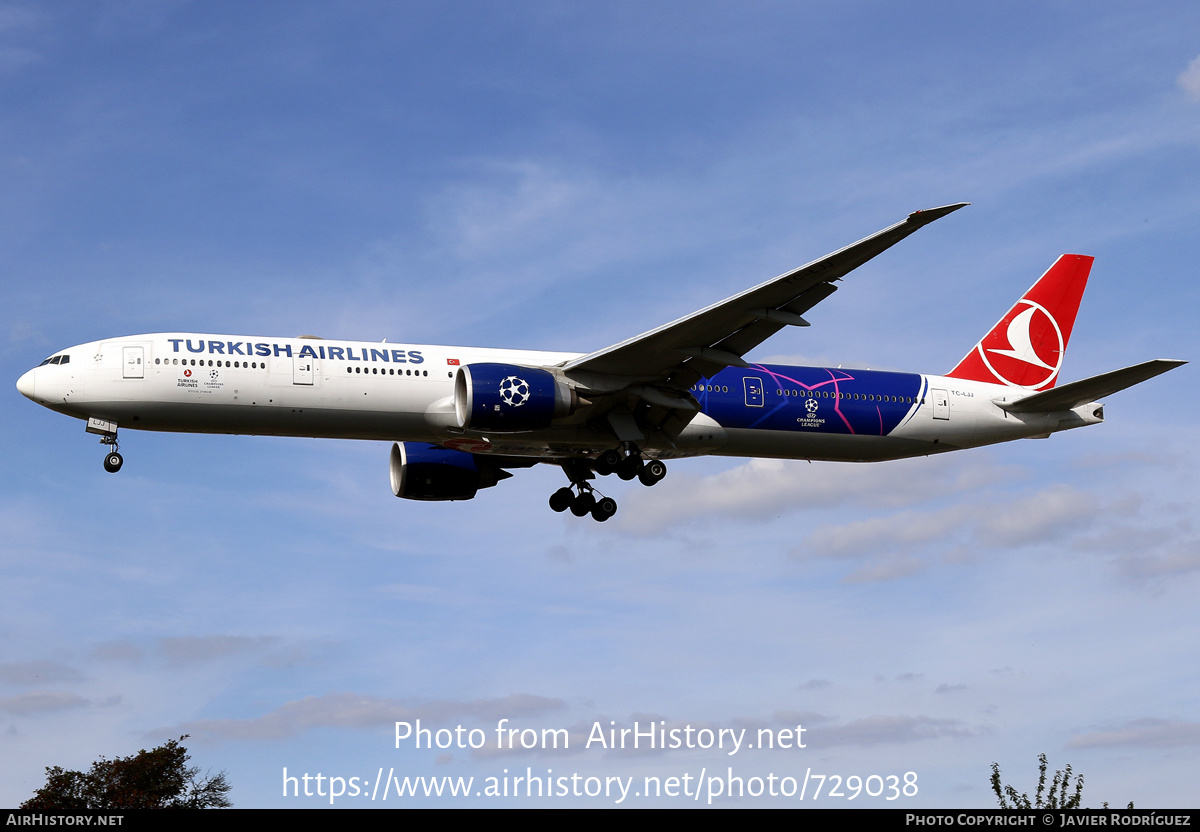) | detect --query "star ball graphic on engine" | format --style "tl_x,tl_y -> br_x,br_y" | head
499,376 -> 532,407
